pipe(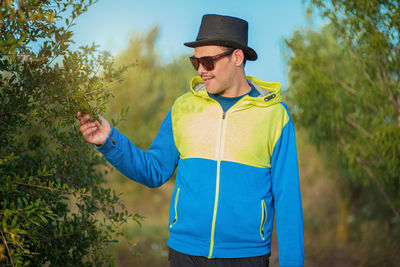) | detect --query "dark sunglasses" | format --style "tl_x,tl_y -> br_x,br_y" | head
189,50 -> 234,71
